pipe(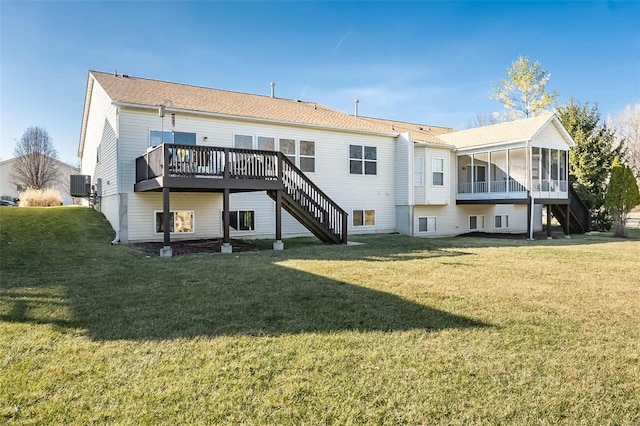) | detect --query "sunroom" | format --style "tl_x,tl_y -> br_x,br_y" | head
456,145 -> 569,202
